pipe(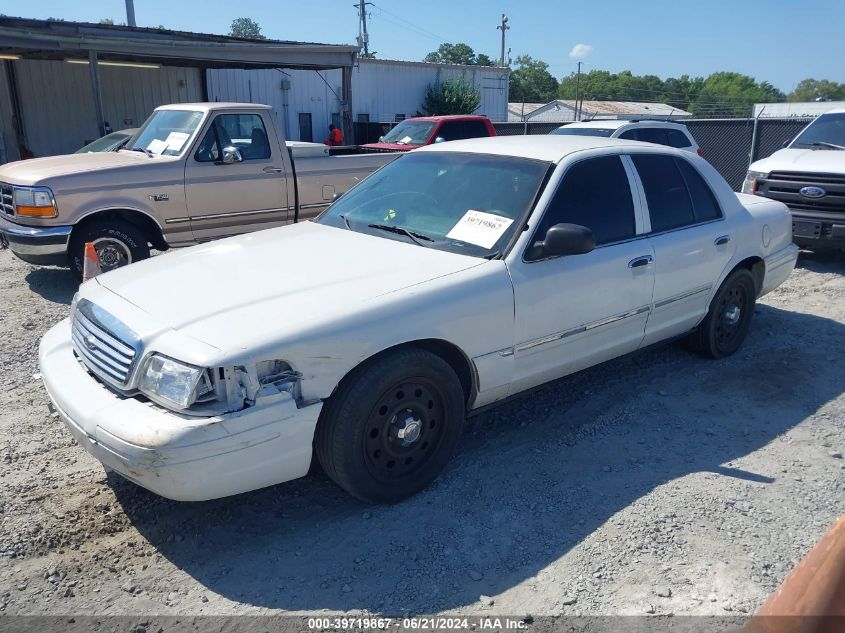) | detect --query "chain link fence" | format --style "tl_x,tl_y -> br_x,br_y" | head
359,117 -> 814,191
